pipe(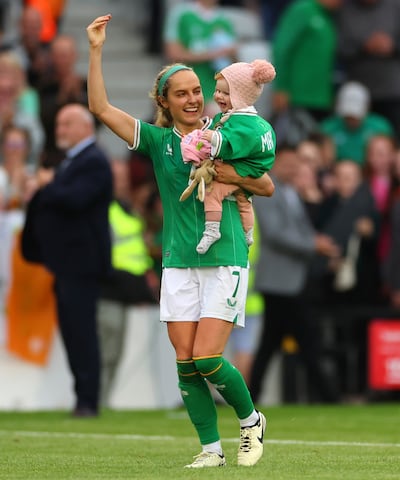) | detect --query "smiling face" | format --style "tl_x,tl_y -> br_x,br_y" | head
160,69 -> 204,134
213,76 -> 232,113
